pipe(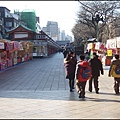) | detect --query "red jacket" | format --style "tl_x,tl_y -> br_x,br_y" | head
76,60 -> 91,82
